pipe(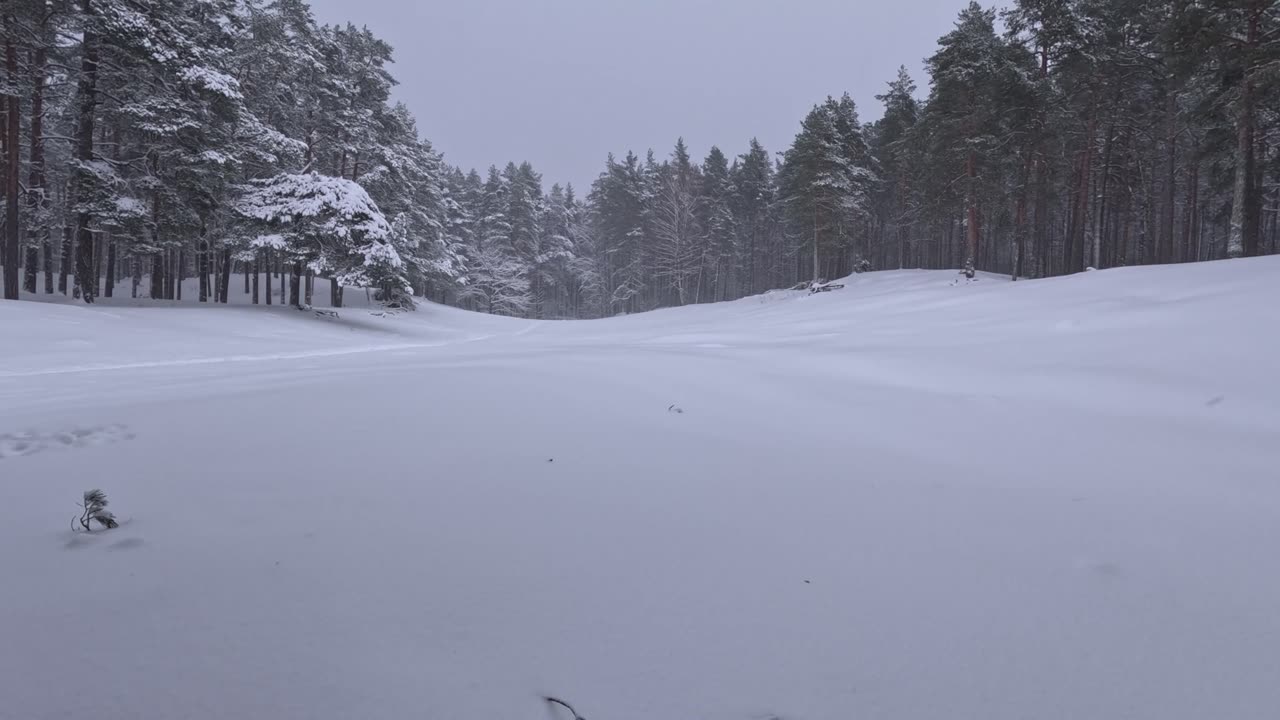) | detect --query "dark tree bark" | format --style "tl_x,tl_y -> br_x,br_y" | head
1228,0 -> 1264,258
1065,105 -> 1097,274
58,225 -> 70,294
264,249 -> 272,305
72,0 -> 99,303
27,25 -> 50,295
103,234 -> 115,297
330,277 -> 343,308
1032,151 -> 1050,278
1094,117 -> 1118,270
198,235 -> 209,302
1181,155 -> 1199,263
165,248 -> 174,299
218,248 -> 231,303
963,151 -> 979,277
42,235 -> 52,293
289,259 -> 301,307
3,18 -> 20,300
1158,90 -> 1178,264
151,252 -> 164,299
